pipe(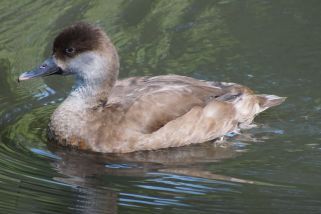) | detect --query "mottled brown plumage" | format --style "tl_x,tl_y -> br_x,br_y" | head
19,23 -> 286,153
